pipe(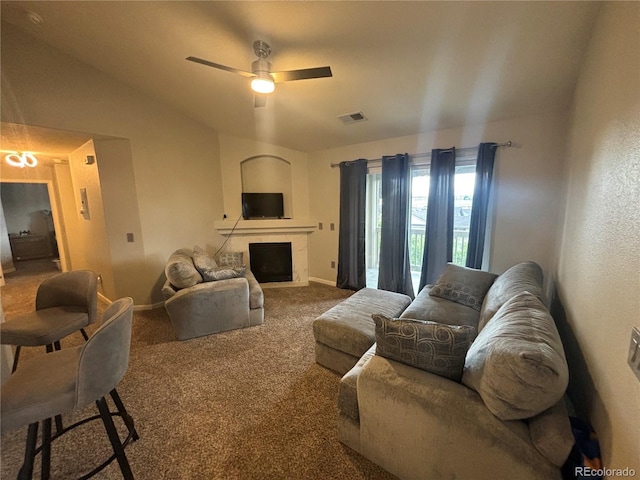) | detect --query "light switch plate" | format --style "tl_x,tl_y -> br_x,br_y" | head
628,327 -> 640,382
